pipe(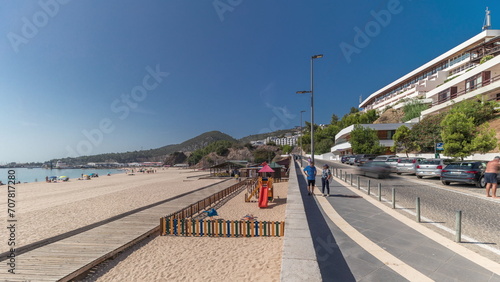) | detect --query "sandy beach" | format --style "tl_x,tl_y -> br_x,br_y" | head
0,169 -> 222,252
89,181 -> 288,282
2,168 -> 288,281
